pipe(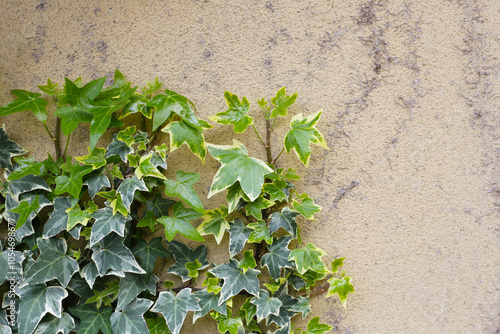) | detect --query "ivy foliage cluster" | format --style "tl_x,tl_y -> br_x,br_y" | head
0,71 -> 354,334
